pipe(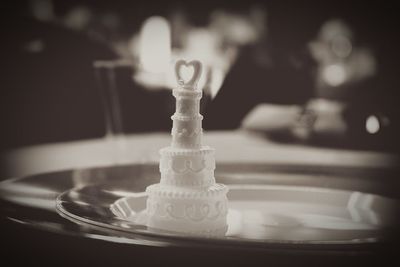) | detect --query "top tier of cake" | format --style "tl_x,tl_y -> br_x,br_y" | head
171,87 -> 204,149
